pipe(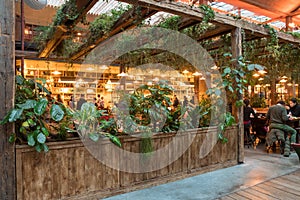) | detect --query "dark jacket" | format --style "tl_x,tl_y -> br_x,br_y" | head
289,104 -> 300,117
76,97 -> 87,110
266,104 -> 289,124
243,106 -> 256,122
